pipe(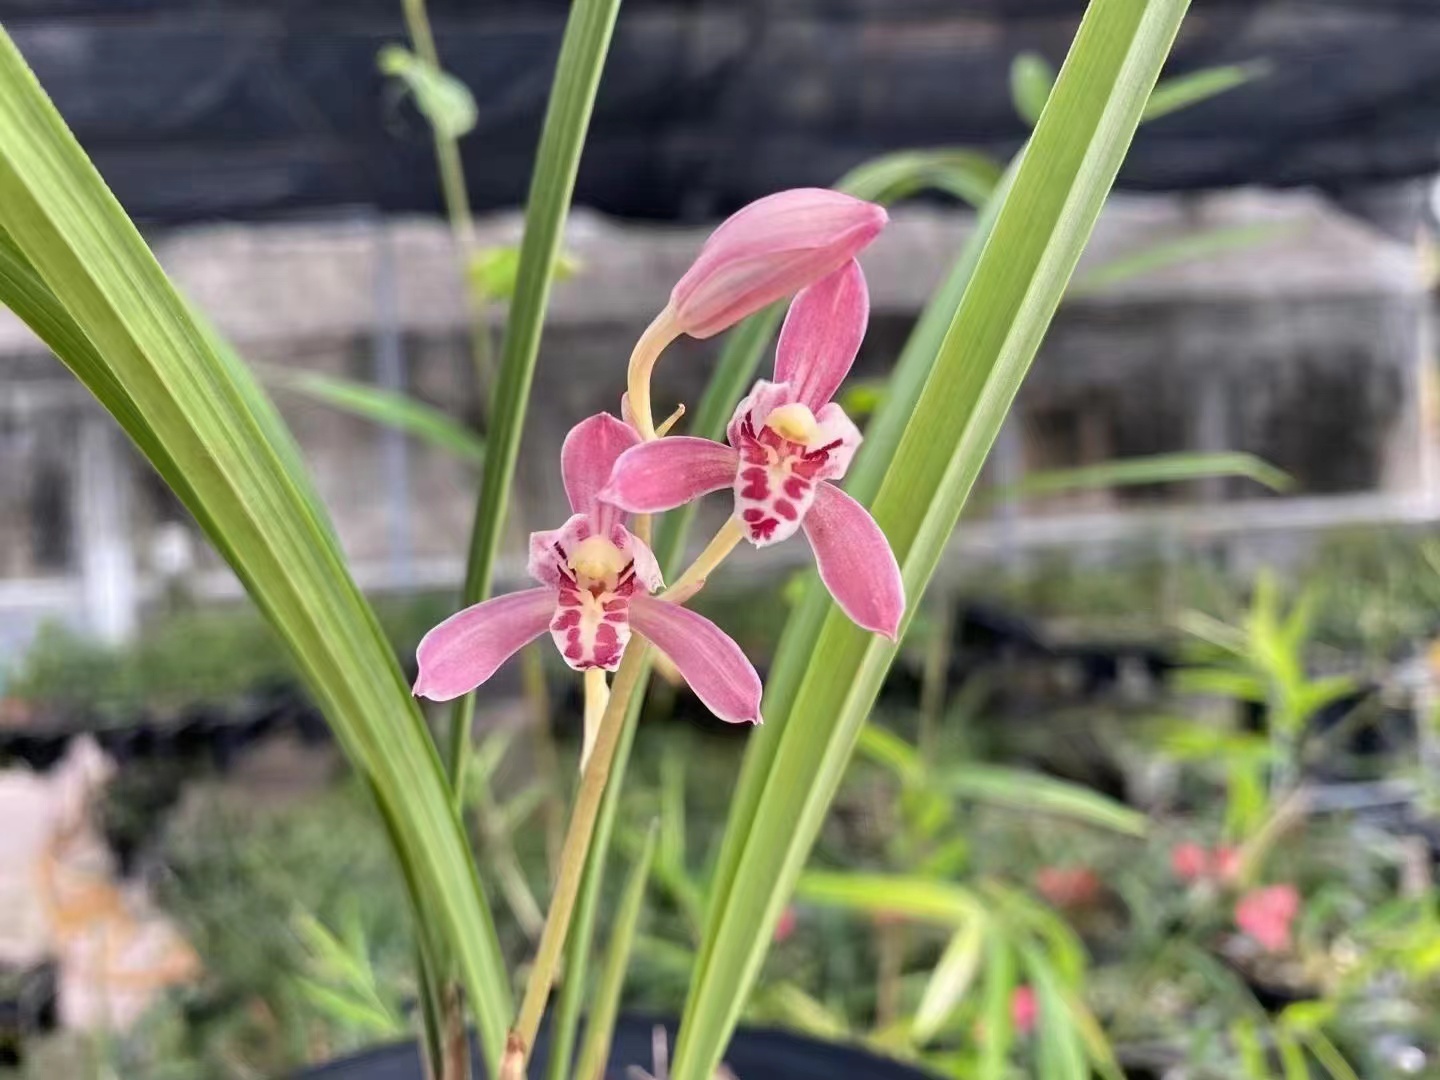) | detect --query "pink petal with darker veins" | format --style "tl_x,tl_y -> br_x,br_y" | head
629,595 -> 763,724
414,588 -> 554,701
561,412 -> 641,531
773,259 -> 869,411
802,482 -> 905,639
601,437 -> 740,514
